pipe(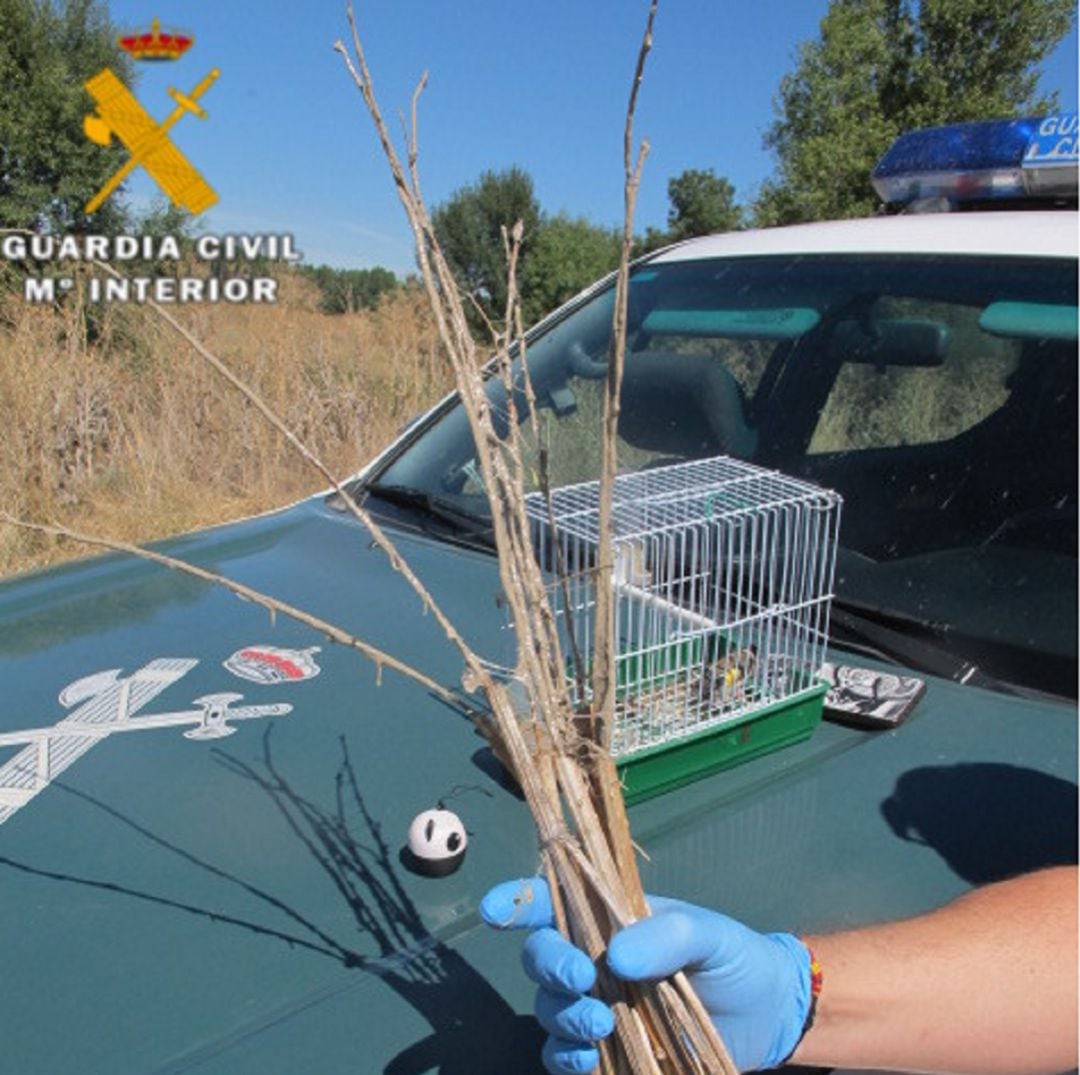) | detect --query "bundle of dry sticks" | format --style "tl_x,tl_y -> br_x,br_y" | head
332,4 -> 736,1072
4,3 -> 737,1071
